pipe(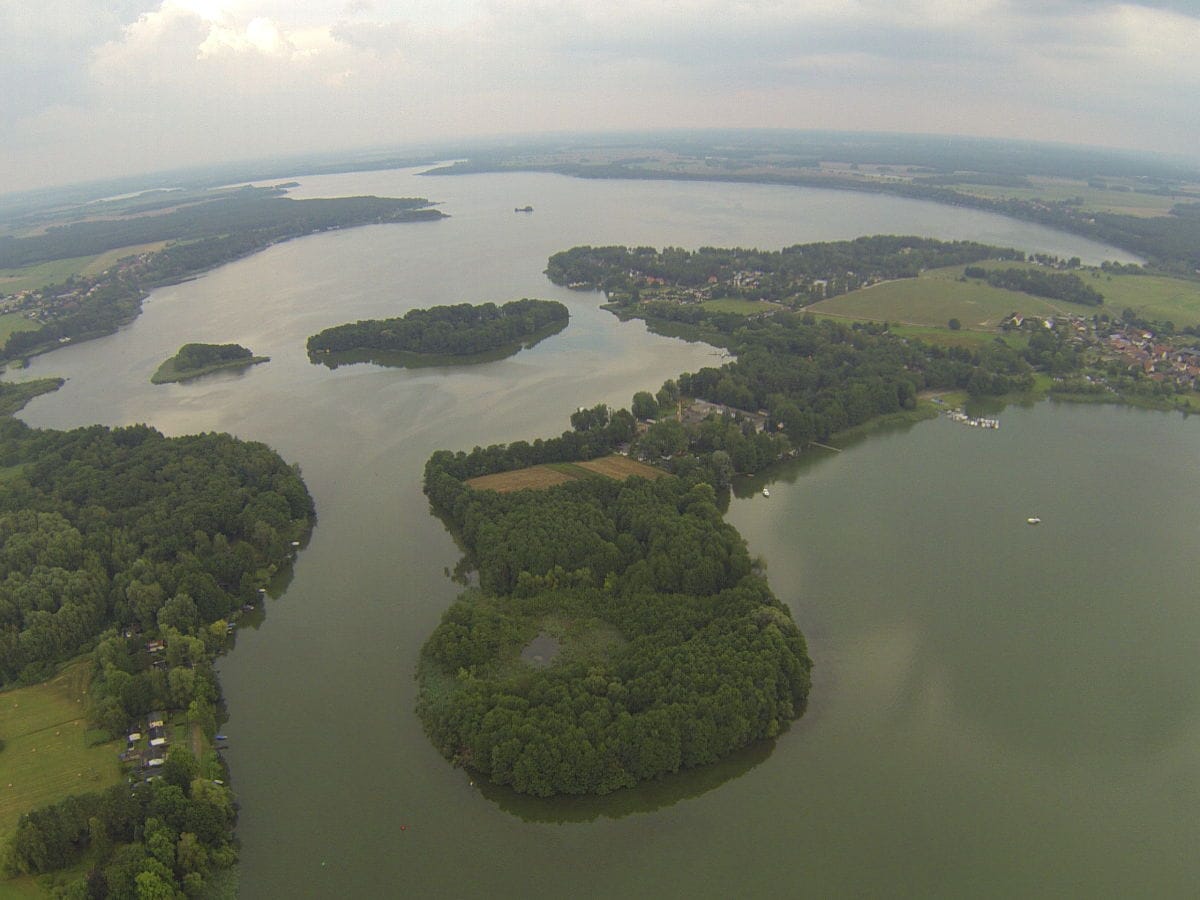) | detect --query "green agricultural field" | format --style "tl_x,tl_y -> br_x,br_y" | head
809,272 -> 1075,329
0,257 -> 93,294
808,262 -> 1200,332
962,262 -> 1200,327
1090,273 -> 1200,326
0,660 -> 123,850
950,176 -> 1195,217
